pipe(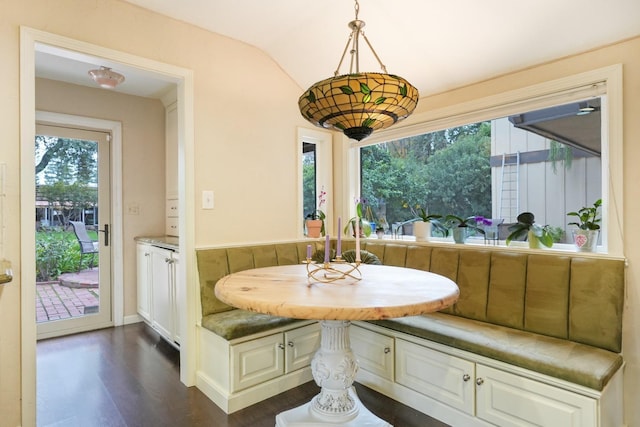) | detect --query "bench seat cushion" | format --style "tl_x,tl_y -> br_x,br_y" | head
201,309 -> 302,340
368,312 -> 623,391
